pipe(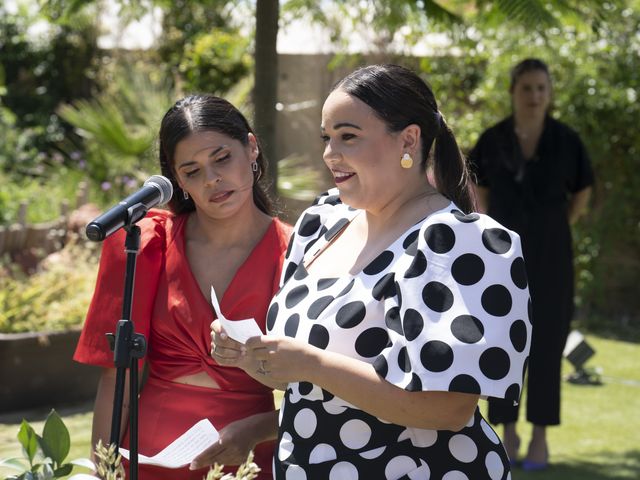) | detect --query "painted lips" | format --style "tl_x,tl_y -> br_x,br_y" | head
333,171 -> 355,184
209,191 -> 233,203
